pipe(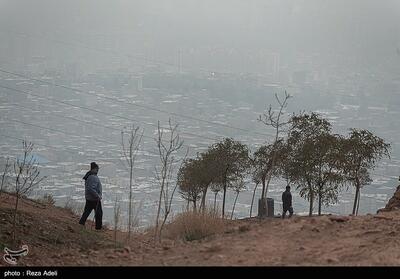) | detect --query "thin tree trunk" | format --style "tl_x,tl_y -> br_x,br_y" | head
264,172 -> 273,199
309,187 -> 314,217
231,191 -> 240,220
128,161 -> 133,241
356,188 -> 361,216
155,163 -> 168,240
155,181 -> 164,238
12,195 -> 19,242
318,185 -> 322,216
213,192 -> 218,212
250,183 -> 258,218
200,188 -> 208,212
352,185 -> 360,215
222,184 -> 227,218
260,176 -> 266,200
